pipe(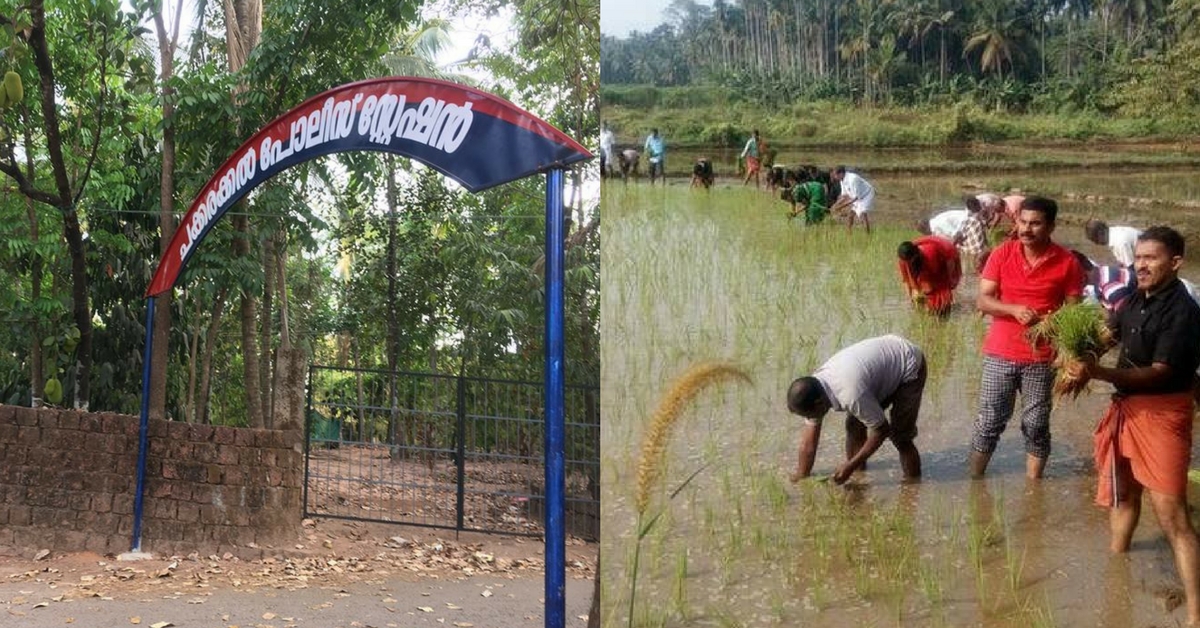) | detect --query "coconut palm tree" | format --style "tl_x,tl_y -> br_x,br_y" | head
963,0 -> 1025,79
382,18 -> 477,84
